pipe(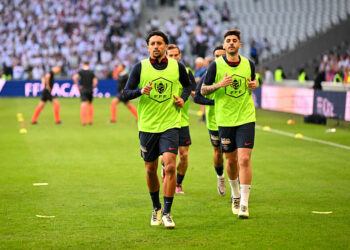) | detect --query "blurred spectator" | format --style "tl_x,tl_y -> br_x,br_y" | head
264,67 -> 273,84
194,57 -> 206,83
13,62 -> 24,80
0,0 -> 141,79
274,66 -> 286,82
250,40 -> 259,65
345,67 -> 350,83
178,0 -> 187,11
298,68 -> 308,83
333,69 -> 343,83
221,1 -> 230,22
